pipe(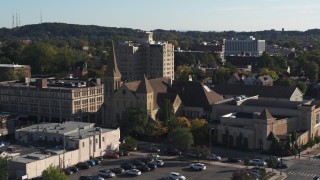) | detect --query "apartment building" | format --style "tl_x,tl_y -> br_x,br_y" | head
8,121 -> 120,179
116,32 -> 174,81
0,77 -> 104,124
0,64 -> 31,81
224,36 -> 265,57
